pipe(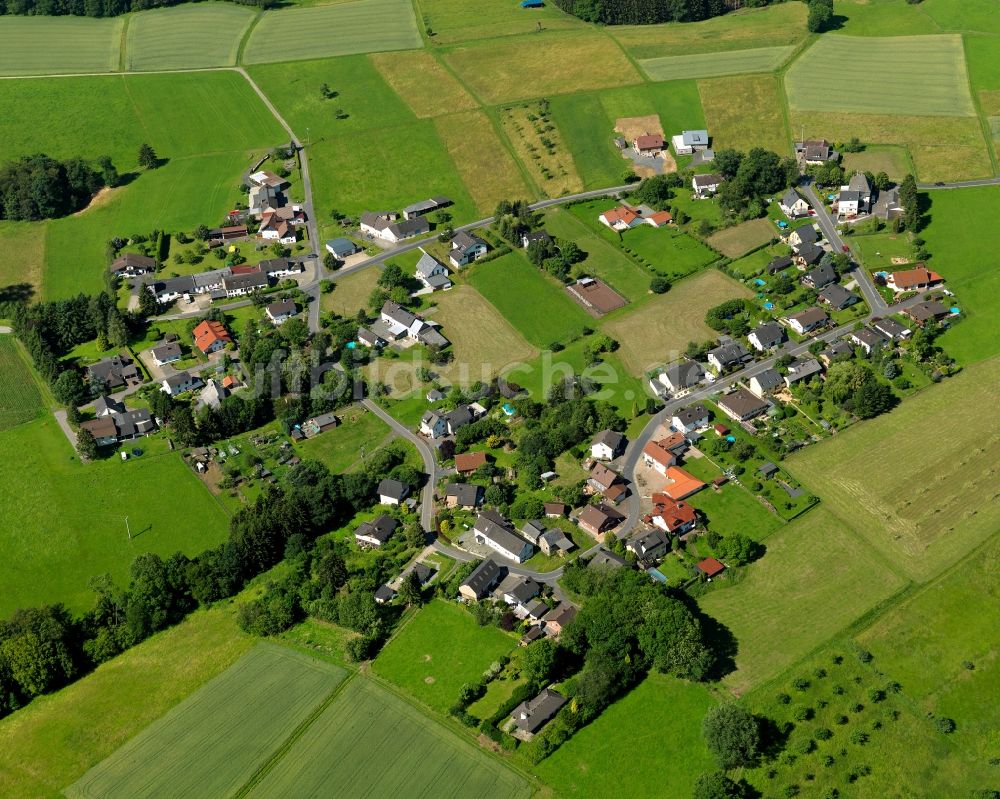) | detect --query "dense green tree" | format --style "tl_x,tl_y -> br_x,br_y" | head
807,0 -> 833,32
397,570 -> 423,607
76,428 -> 98,459
692,771 -> 746,799
52,369 -> 86,407
137,143 -> 159,170
0,606 -> 78,698
715,533 -> 758,566
0,154 -> 105,221
521,639 -> 558,687
702,703 -> 761,769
